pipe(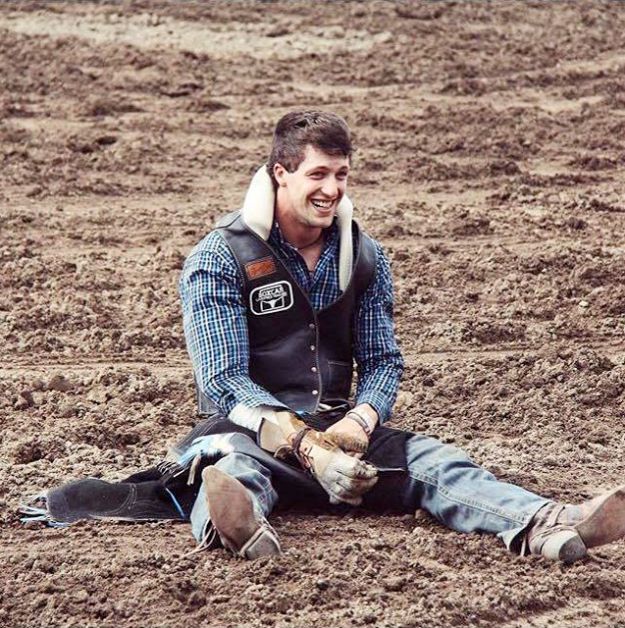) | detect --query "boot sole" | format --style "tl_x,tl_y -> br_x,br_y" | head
203,466 -> 280,559
576,486 -> 625,549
